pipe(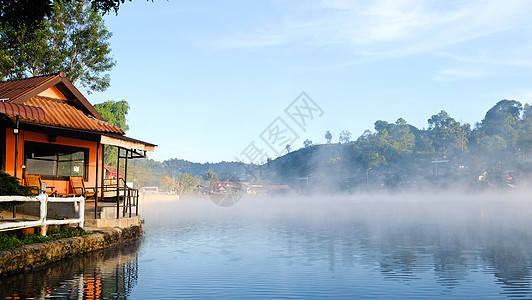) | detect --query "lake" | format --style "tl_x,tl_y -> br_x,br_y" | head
2,192 -> 532,299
